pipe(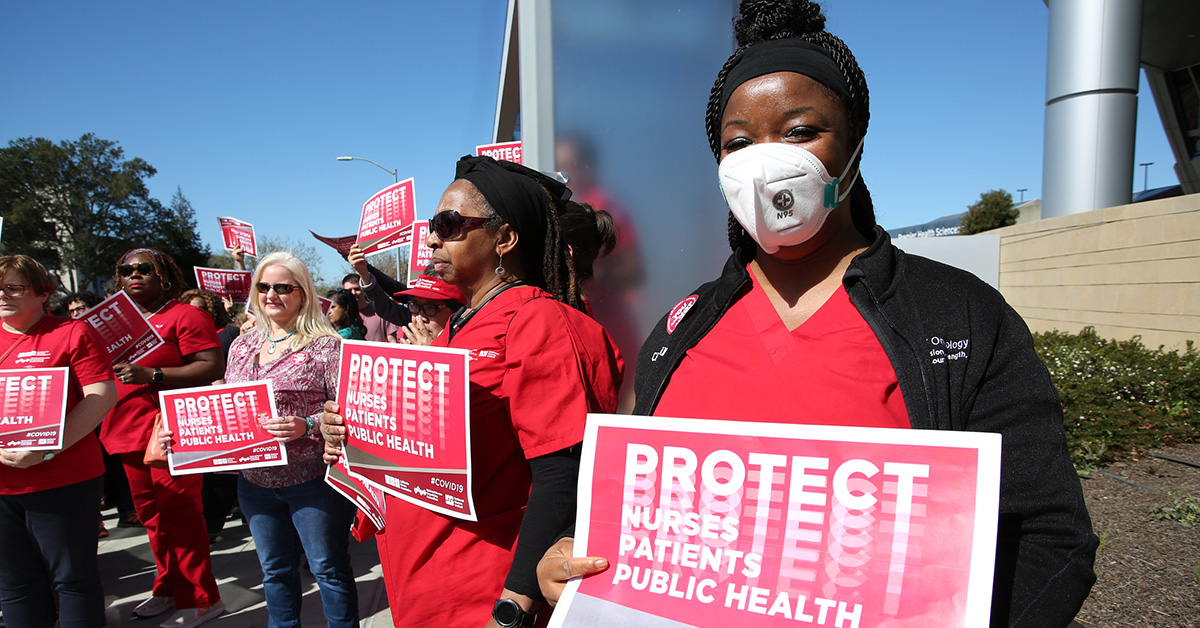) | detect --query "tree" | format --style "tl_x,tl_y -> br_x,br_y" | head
149,187 -> 212,284
0,134 -> 210,292
958,189 -> 1019,235
256,235 -> 333,291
